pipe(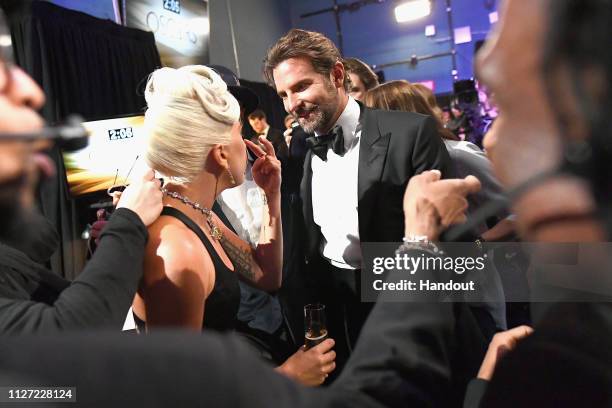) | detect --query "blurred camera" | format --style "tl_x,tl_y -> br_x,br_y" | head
453,79 -> 479,107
